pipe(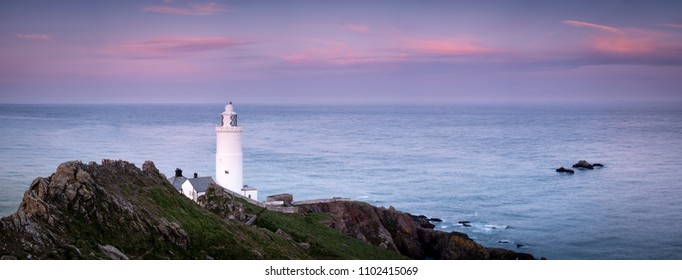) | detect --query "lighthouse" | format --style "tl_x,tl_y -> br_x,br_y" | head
215,102 -> 257,200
